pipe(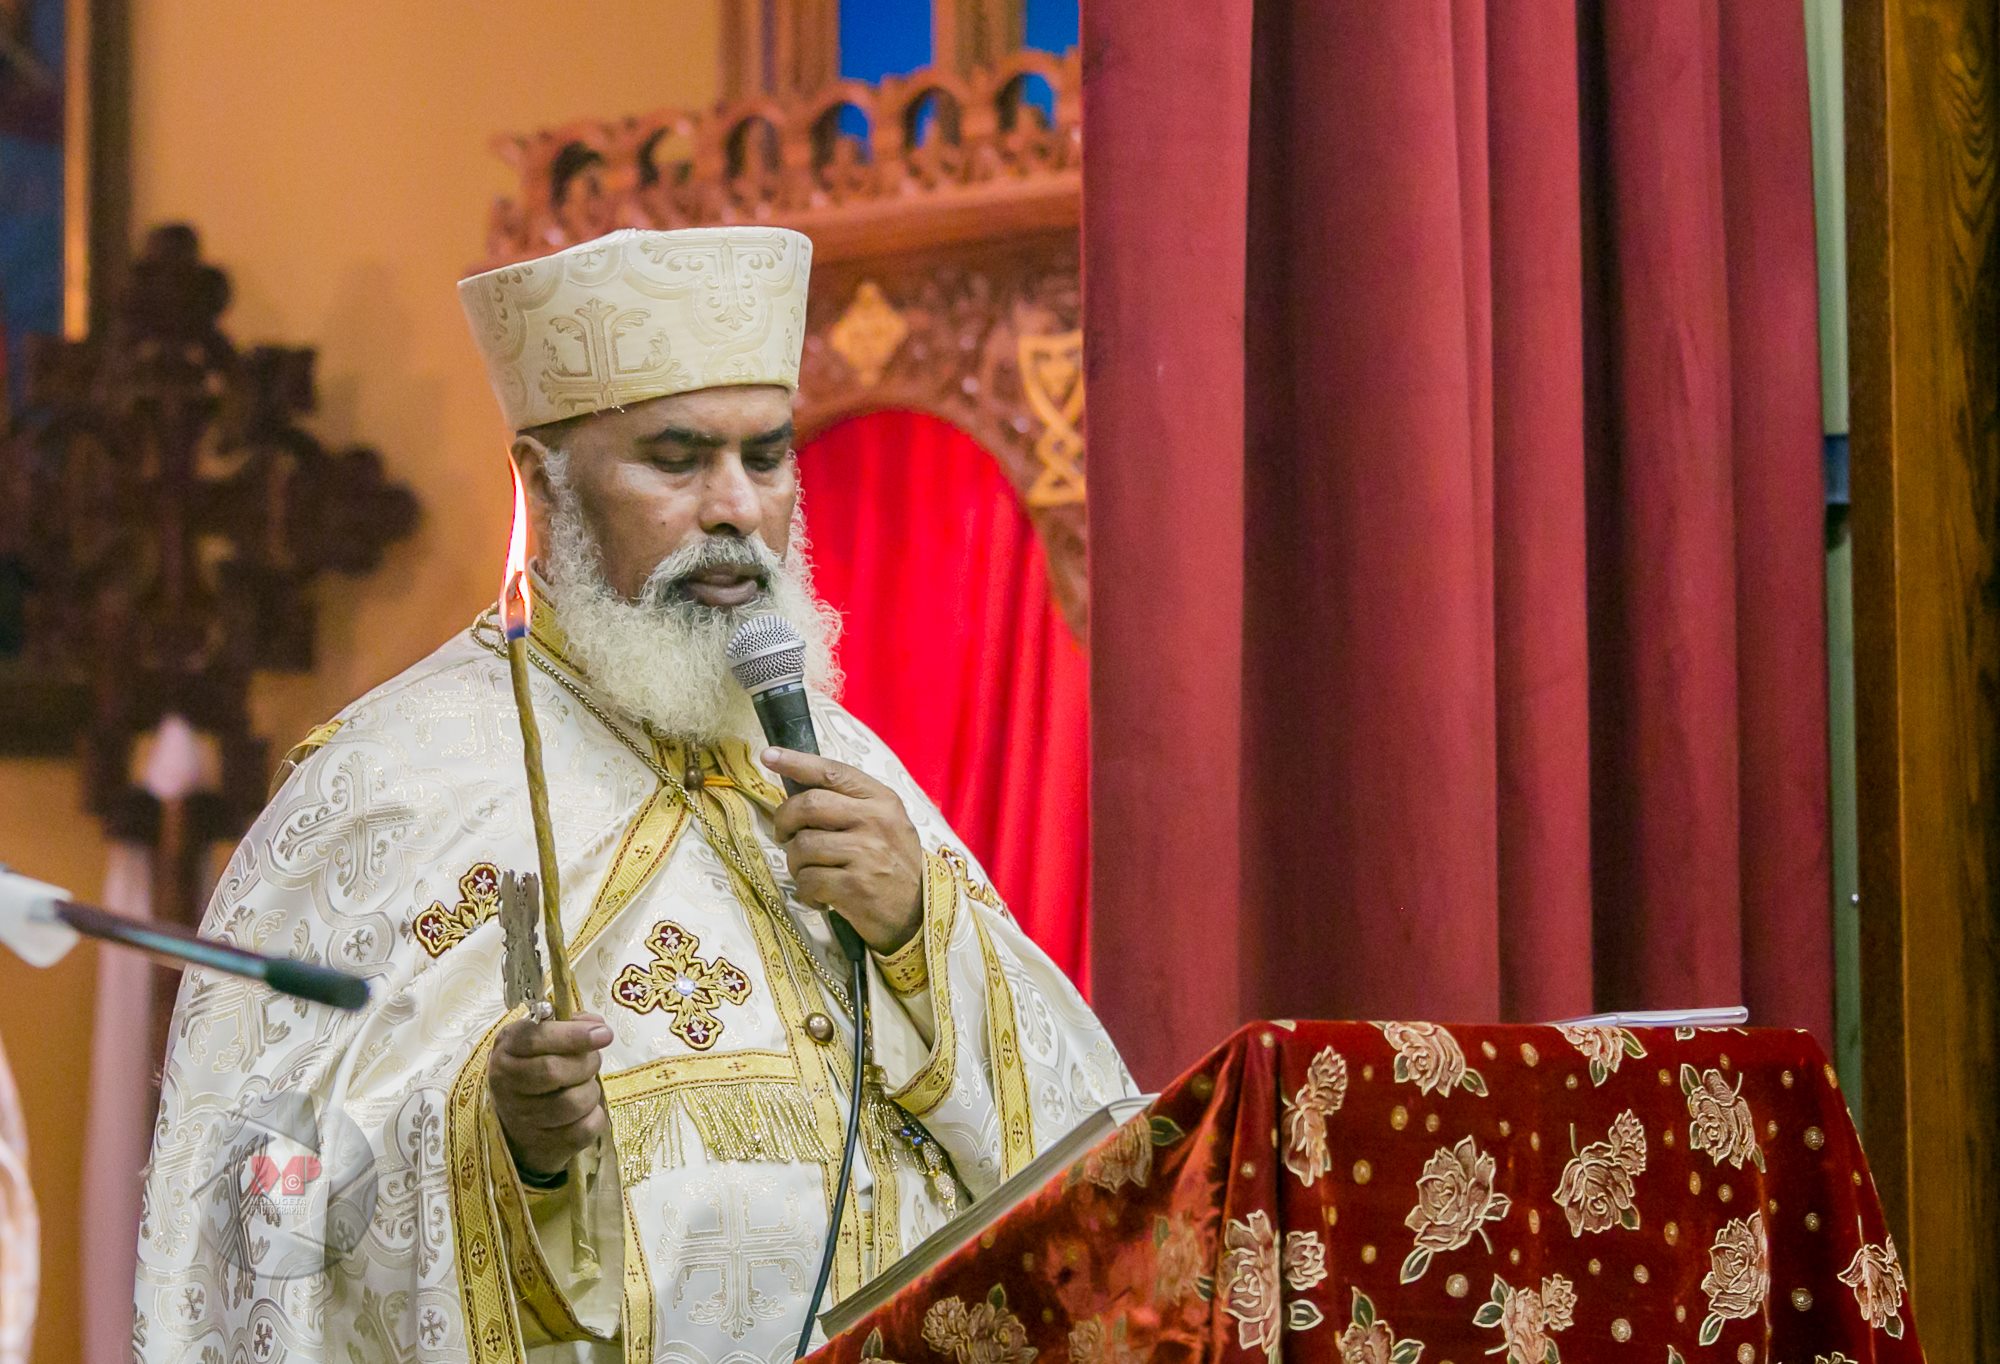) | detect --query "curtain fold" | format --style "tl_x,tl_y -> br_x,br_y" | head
797,410 -> 1091,981
1085,0 -> 1829,1086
